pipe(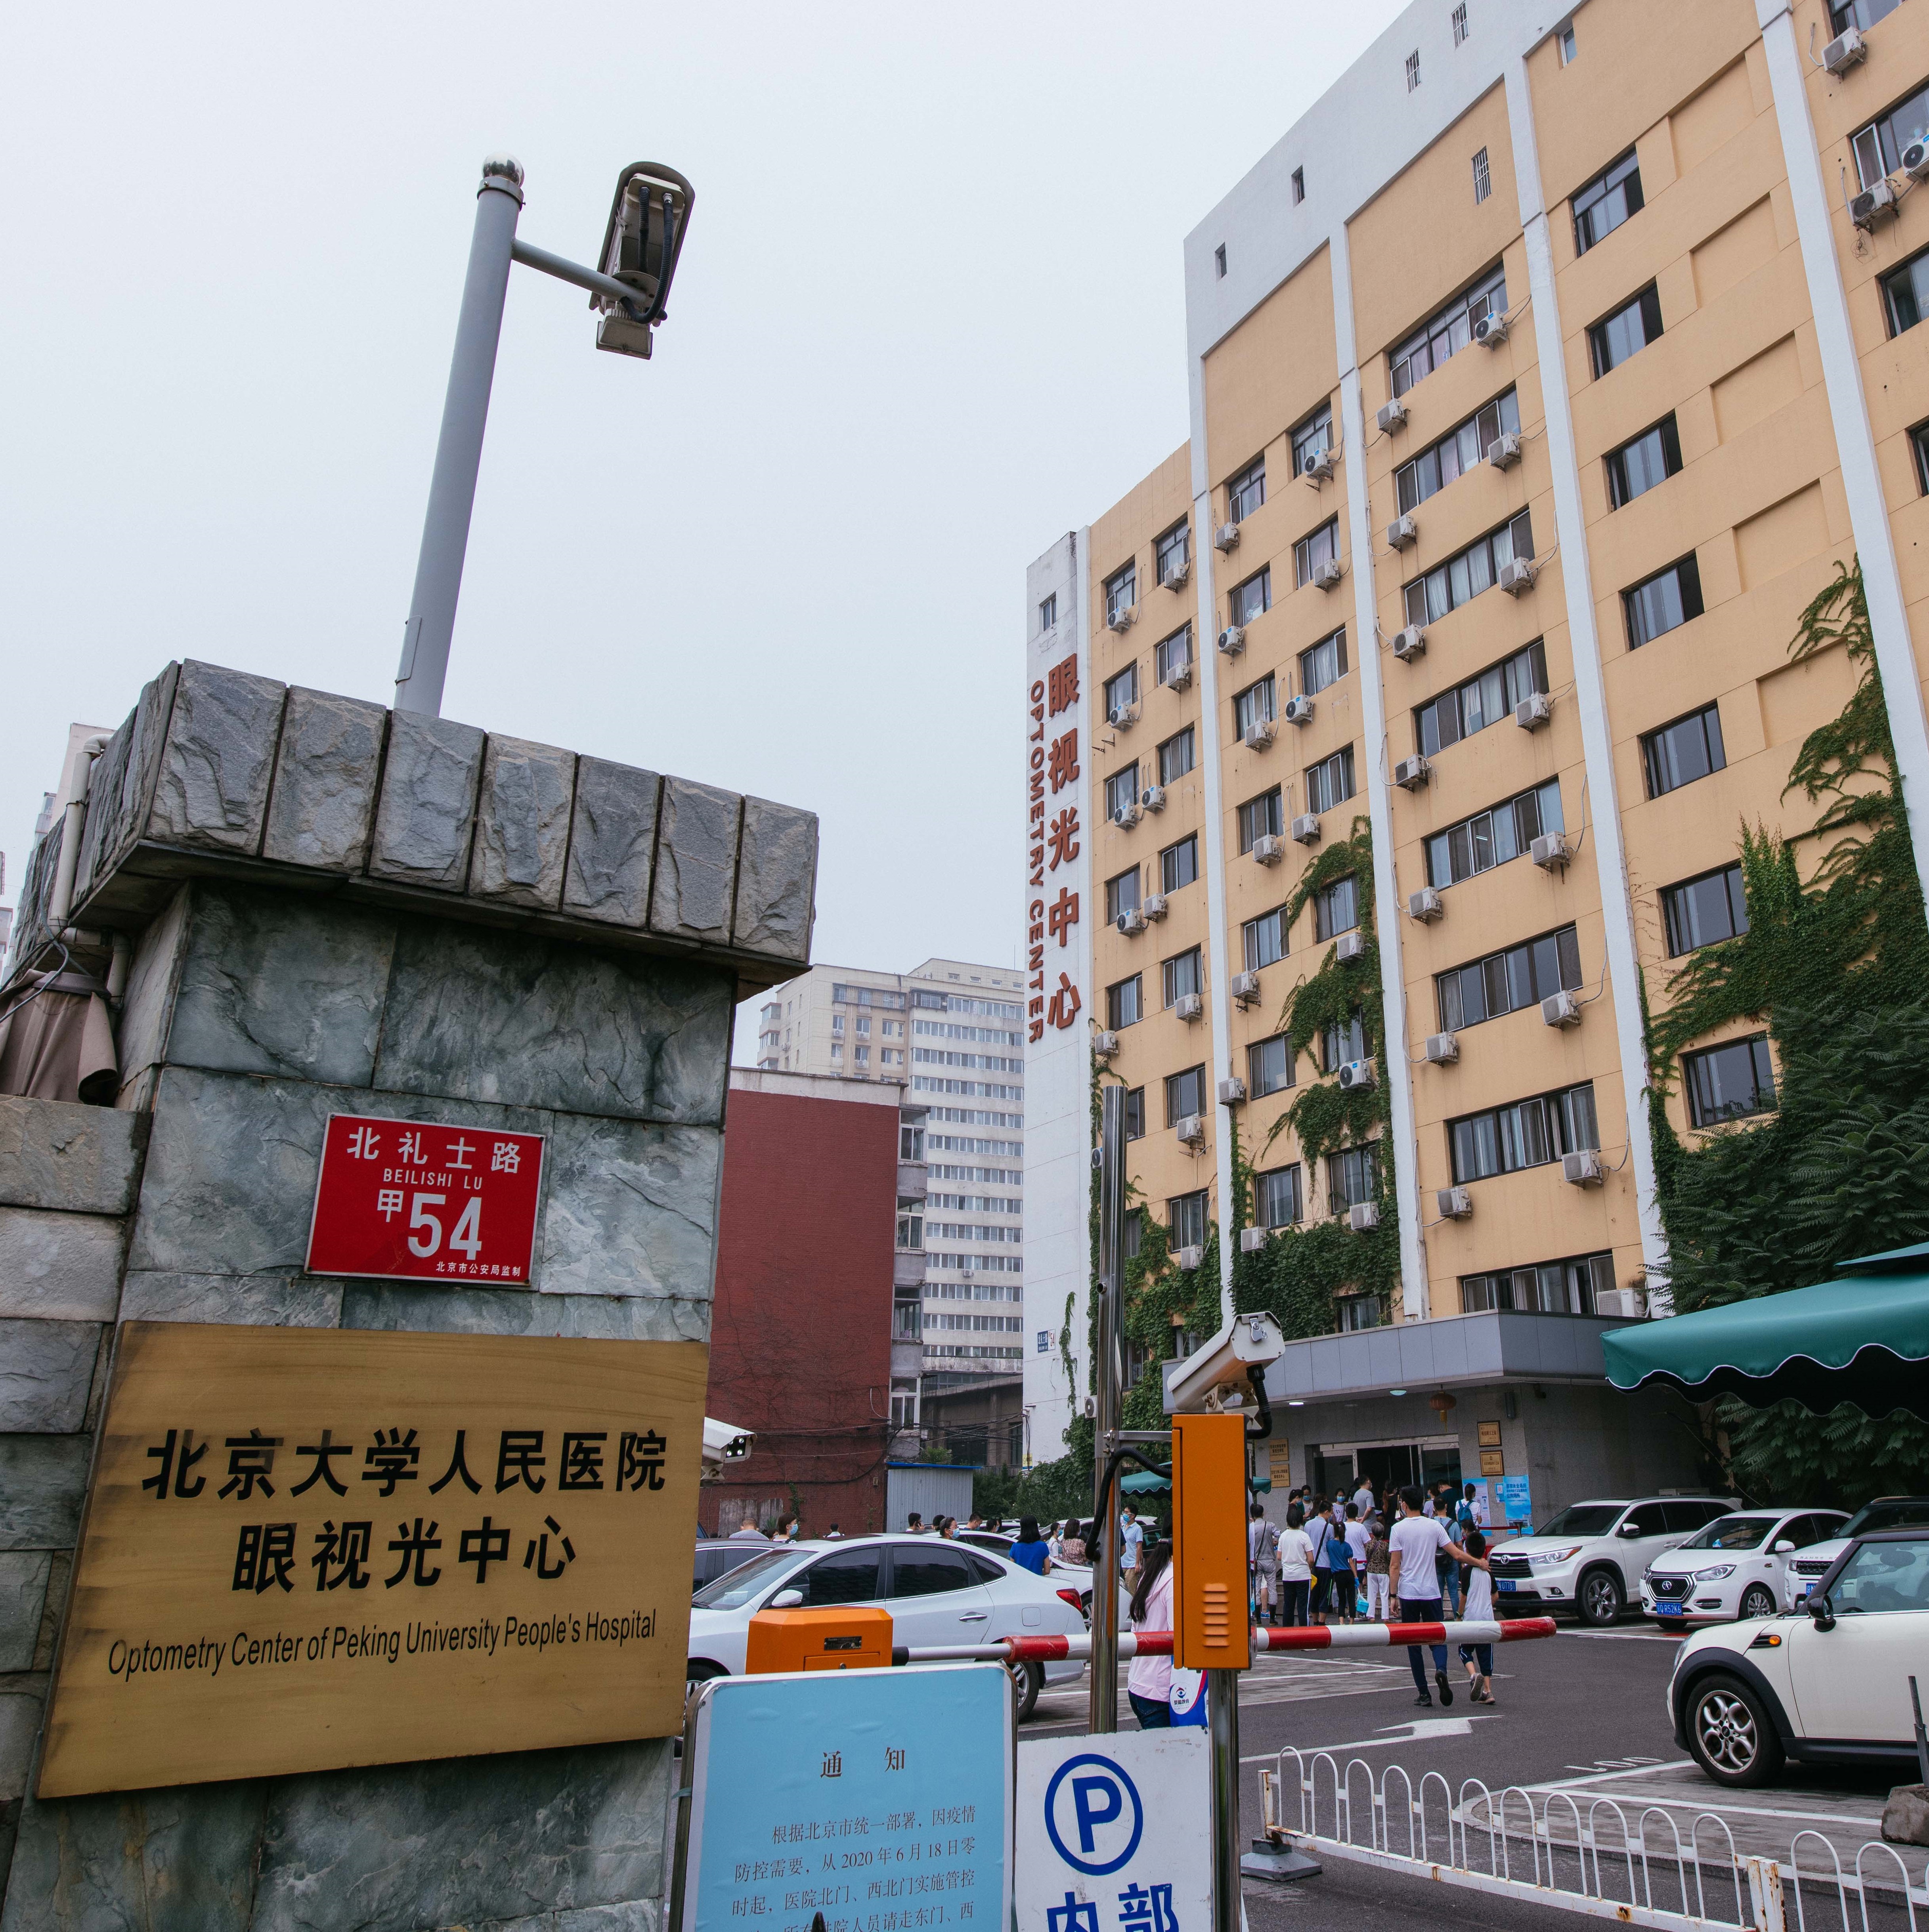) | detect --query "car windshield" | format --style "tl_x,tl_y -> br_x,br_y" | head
1840,1498 -> 1929,1537
1532,1504 -> 1624,1538
691,1548 -> 811,1609
1679,1514 -> 1776,1551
